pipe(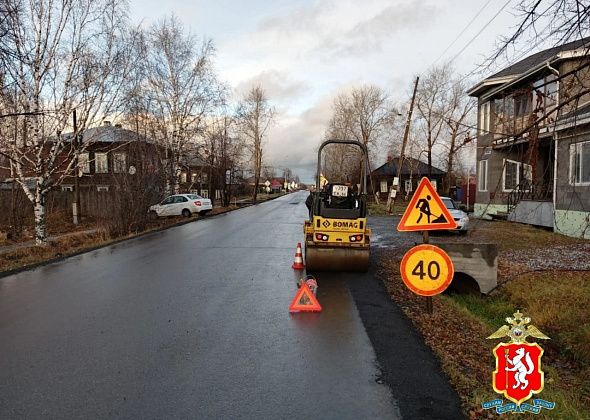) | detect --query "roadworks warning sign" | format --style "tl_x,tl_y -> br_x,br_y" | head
397,177 -> 457,231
